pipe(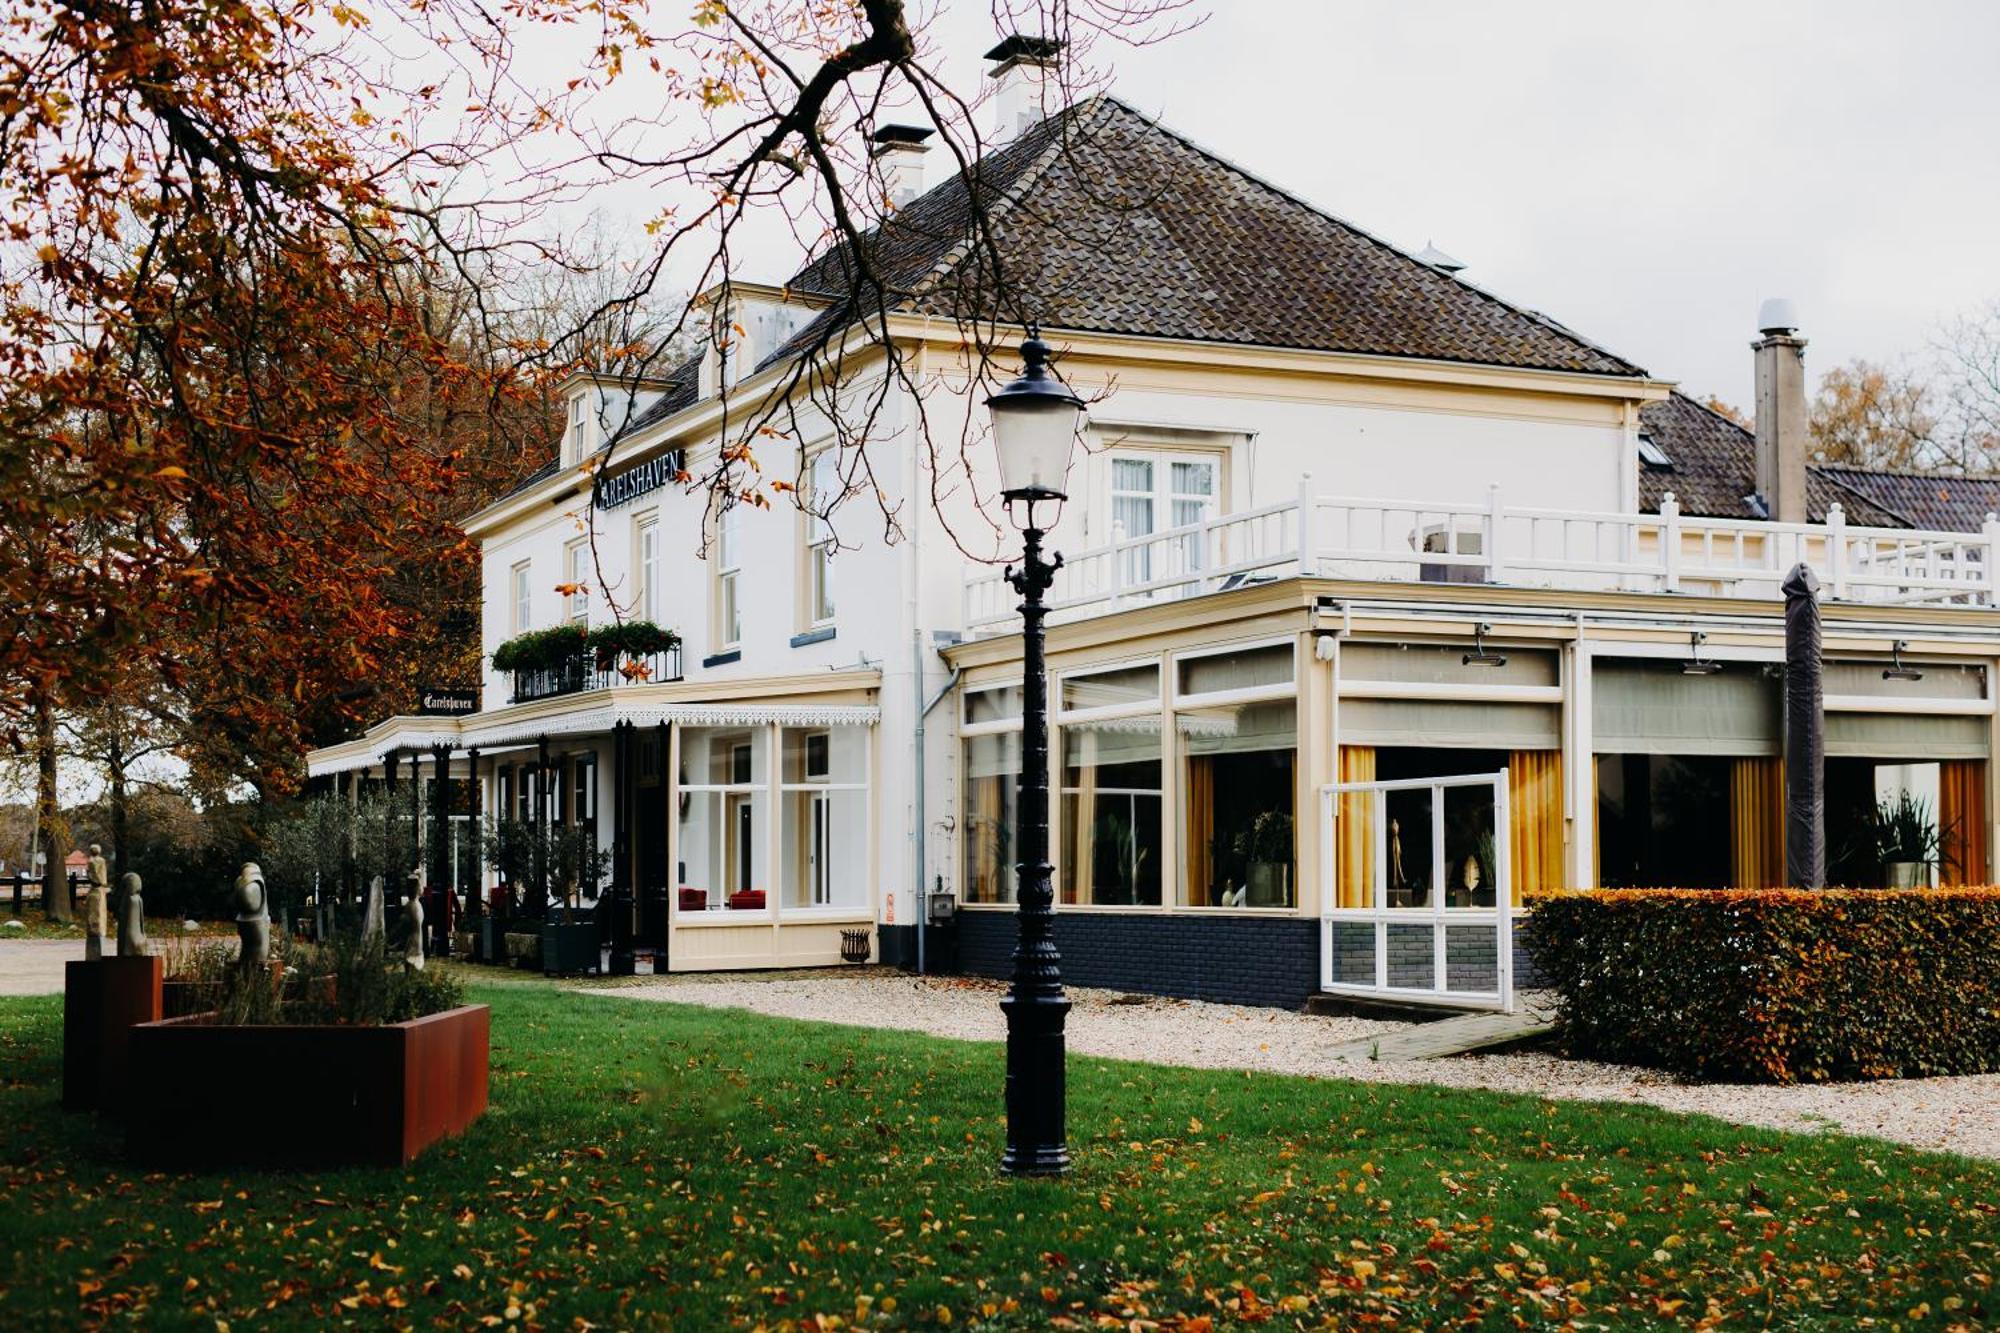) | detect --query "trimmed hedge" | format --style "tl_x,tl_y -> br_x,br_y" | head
1526,888 -> 2000,1084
